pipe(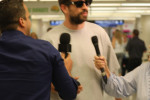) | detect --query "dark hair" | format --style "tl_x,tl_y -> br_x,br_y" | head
0,0 -> 25,32
58,0 -> 71,6
133,29 -> 139,36
47,27 -> 52,32
58,0 -> 93,6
